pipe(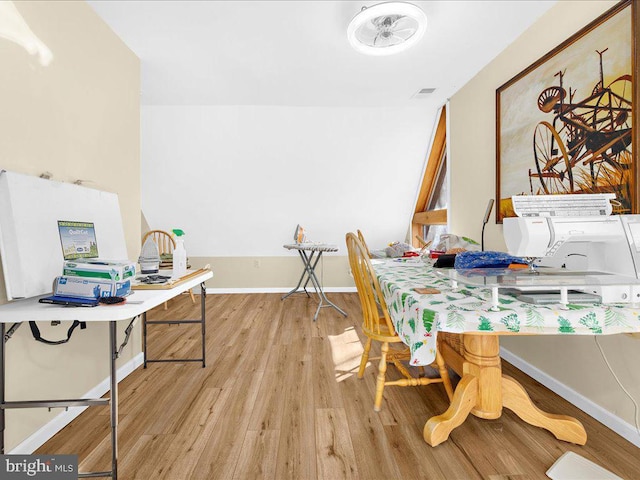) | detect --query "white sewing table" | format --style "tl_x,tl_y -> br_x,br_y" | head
0,268 -> 212,479
282,243 -> 347,321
